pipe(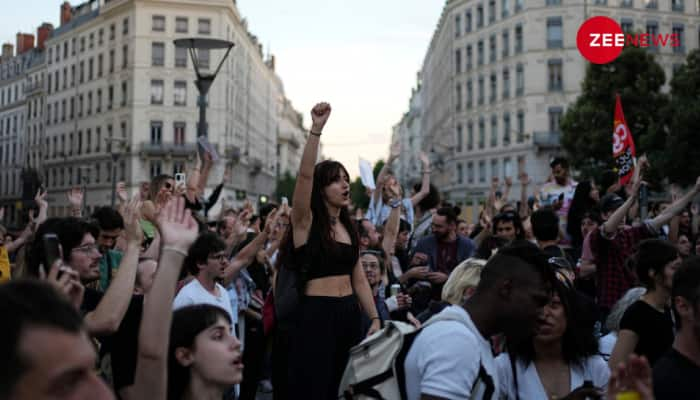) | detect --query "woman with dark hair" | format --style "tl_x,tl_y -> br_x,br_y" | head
496,269 -> 608,399
566,180 -> 600,255
278,103 -> 380,399
167,304 -> 243,400
609,239 -> 680,368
